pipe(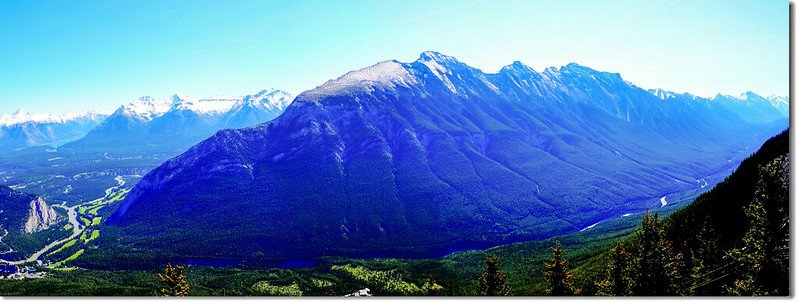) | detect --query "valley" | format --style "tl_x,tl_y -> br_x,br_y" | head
0,149 -> 142,267
0,53 -> 787,296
